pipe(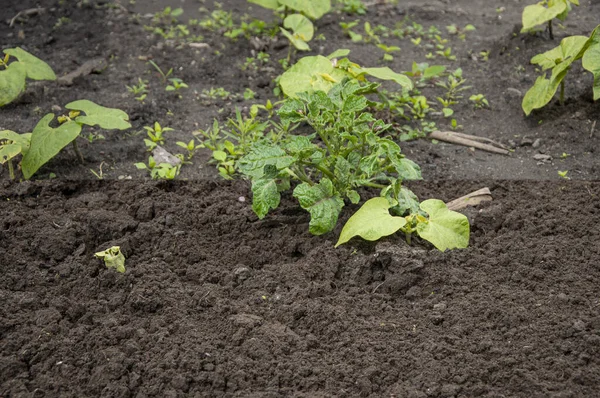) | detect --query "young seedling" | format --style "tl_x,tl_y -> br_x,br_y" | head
135,156 -> 181,180
0,130 -> 31,180
166,77 -> 188,96
148,60 -> 173,83
469,94 -> 489,109
521,0 -> 578,40
143,122 -> 174,151
176,139 -> 199,160
3,101 -> 130,180
446,23 -> 476,41
126,78 -> 149,102
522,24 -> 600,115
377,43 -> 401,62
95,246 -> 126,273
0,47 -> 56,107
339,20 -> 363,42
